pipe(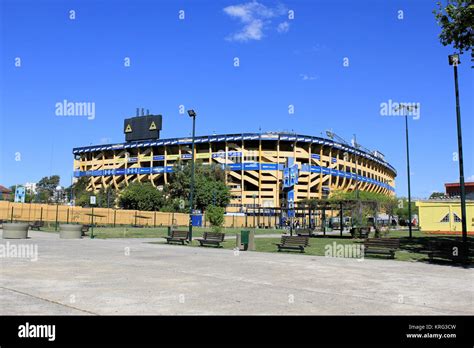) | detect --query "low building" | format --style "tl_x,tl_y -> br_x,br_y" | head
445,181 -> 474,200
0,185 -> 12,201
416,200 -> 474,235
